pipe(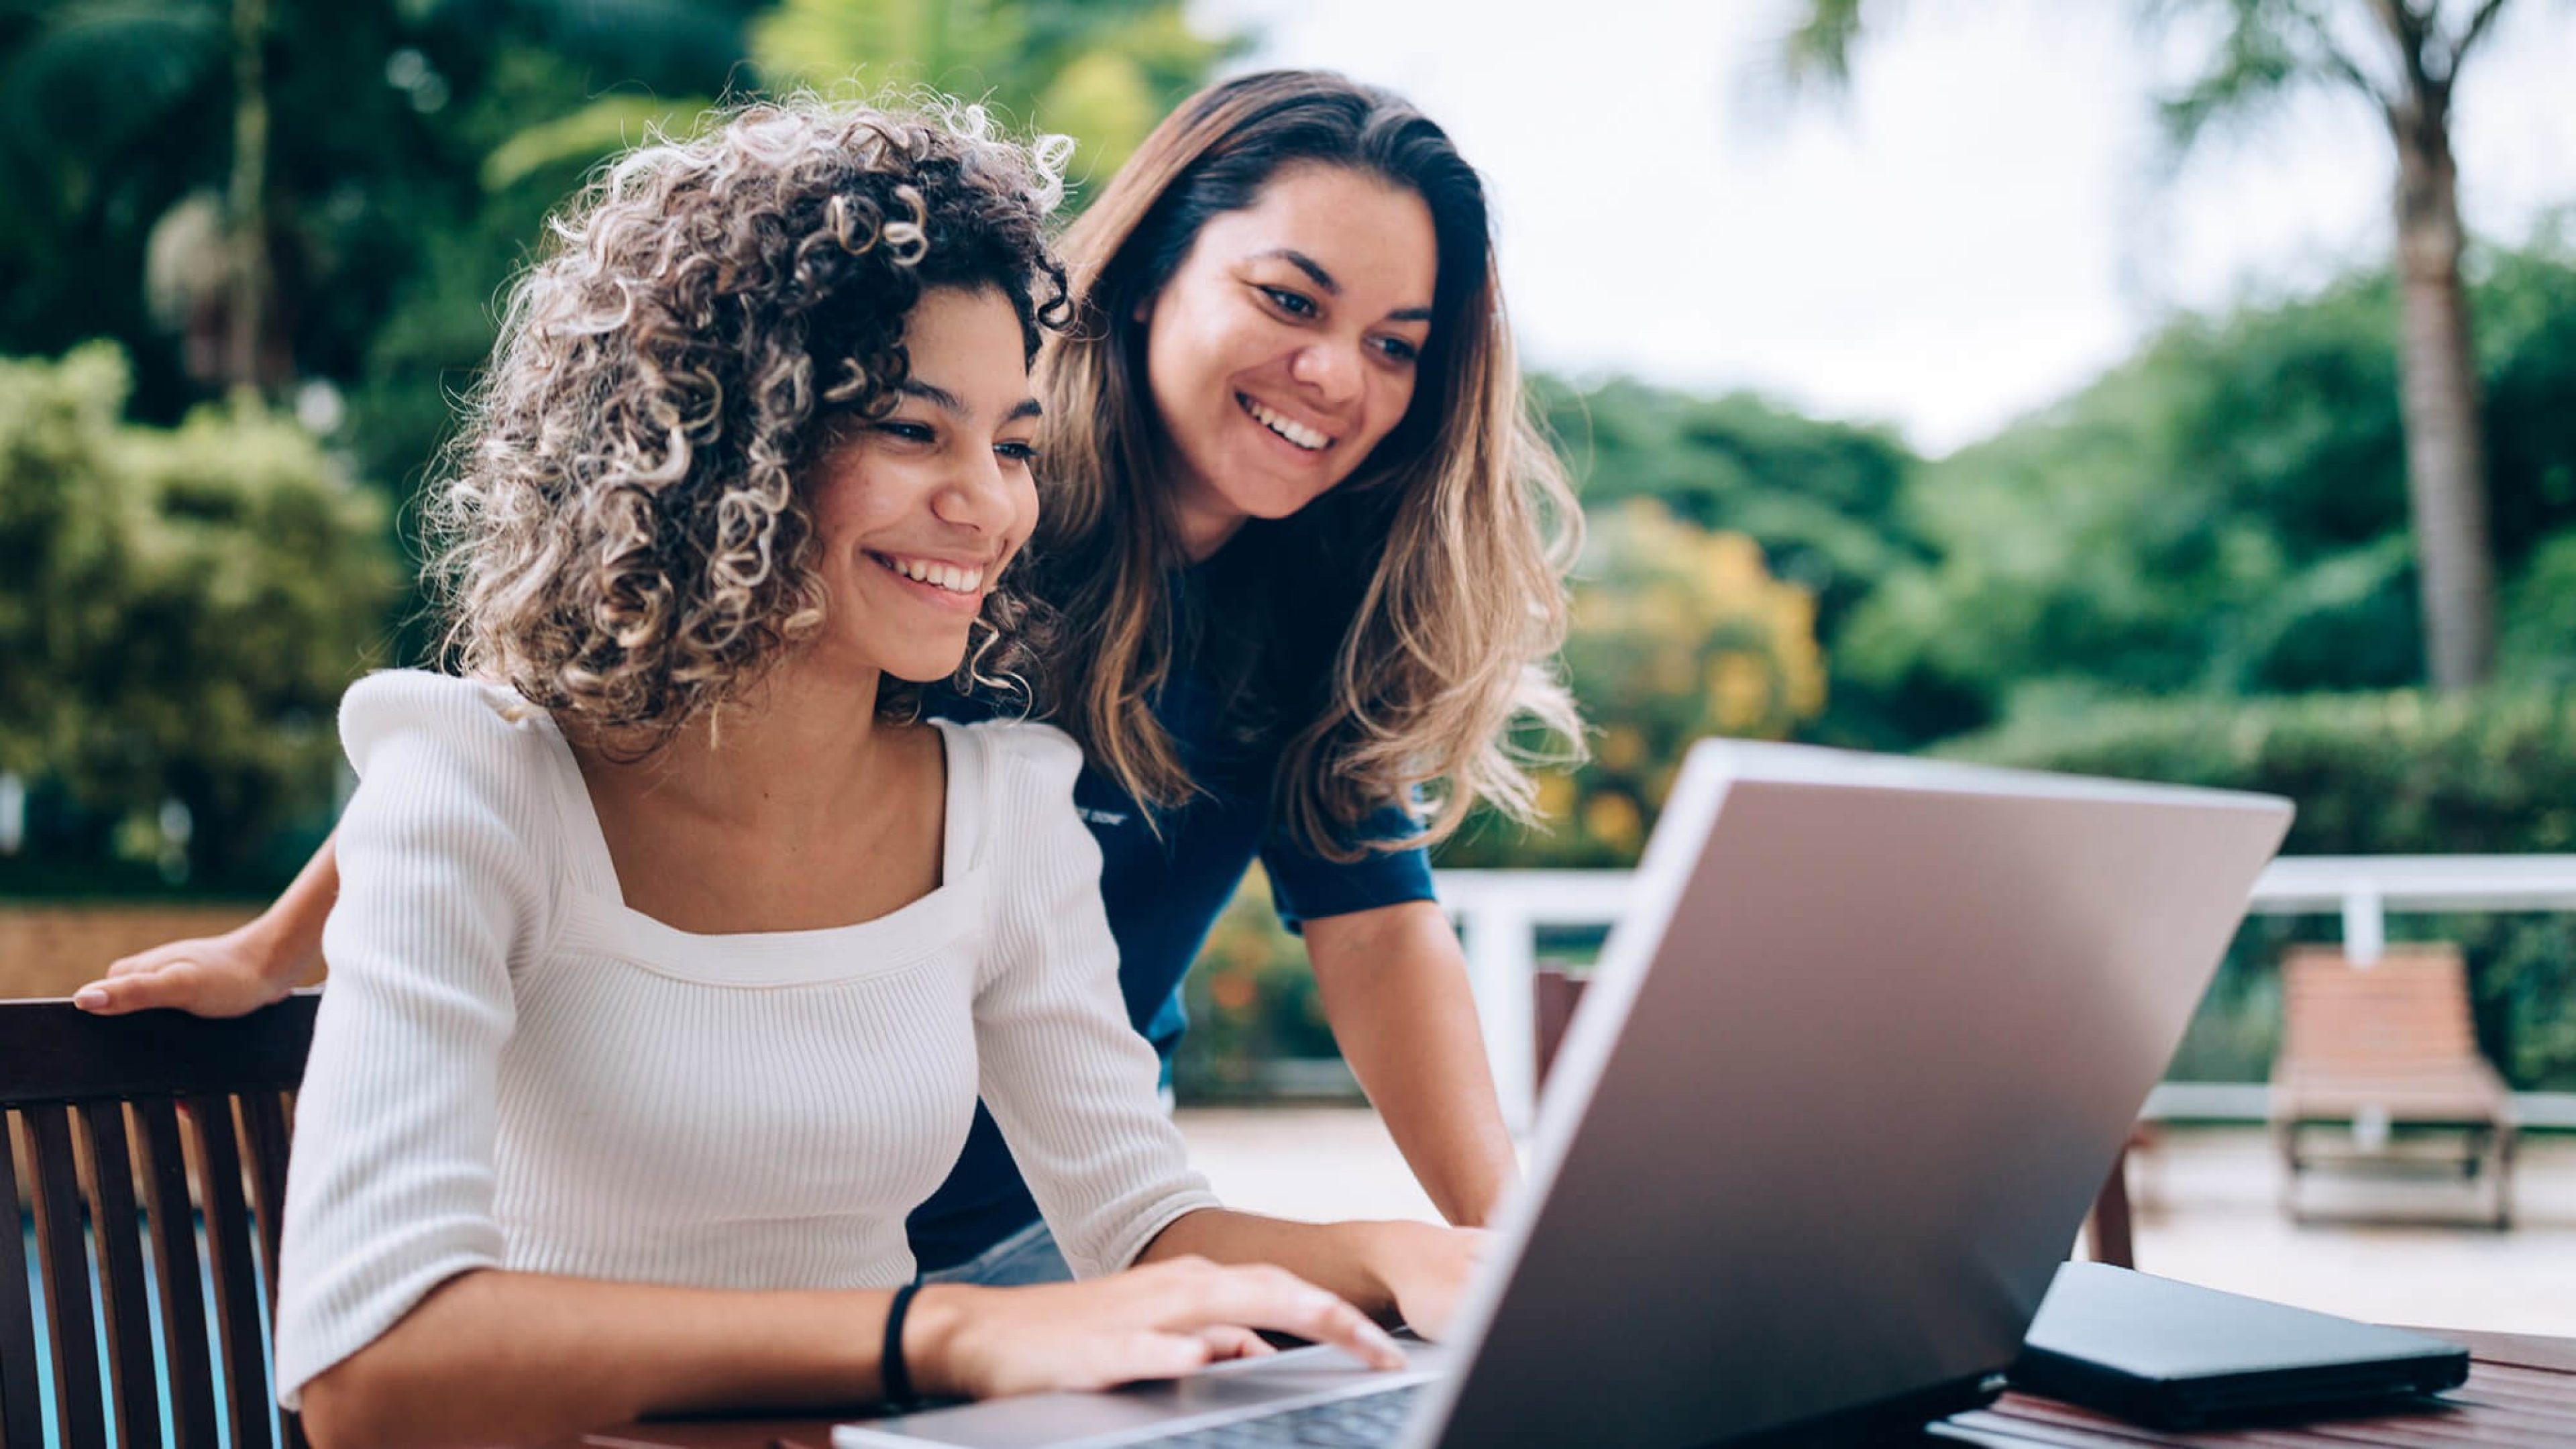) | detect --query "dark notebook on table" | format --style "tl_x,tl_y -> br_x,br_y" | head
2012,1263 -> 2470,1429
